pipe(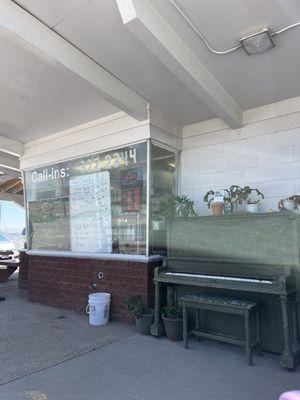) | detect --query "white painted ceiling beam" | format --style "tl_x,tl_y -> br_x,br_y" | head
0,151 -> 20,174
116,0 -> 242,129
0,135 -> 23,156
0,0 -> 149,121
